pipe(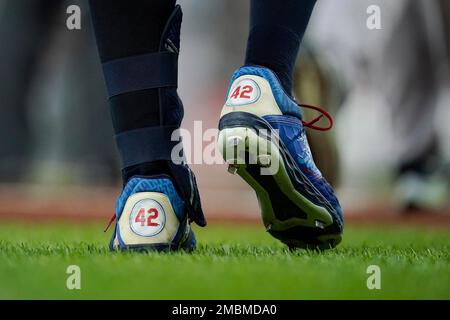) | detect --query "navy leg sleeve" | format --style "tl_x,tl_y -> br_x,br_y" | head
245,0 -> 317,95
